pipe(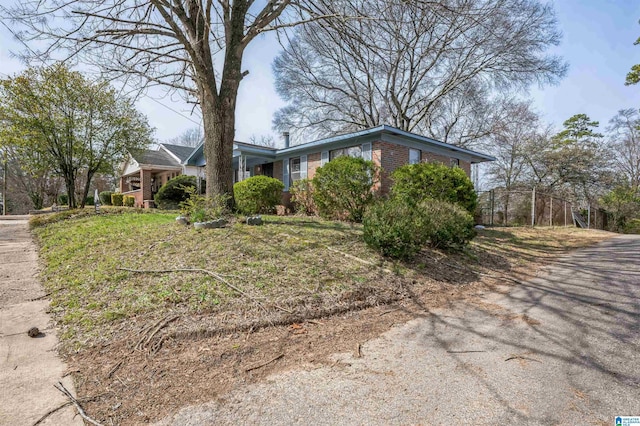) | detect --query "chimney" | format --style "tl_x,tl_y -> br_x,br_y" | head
283,131 -> 290,148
